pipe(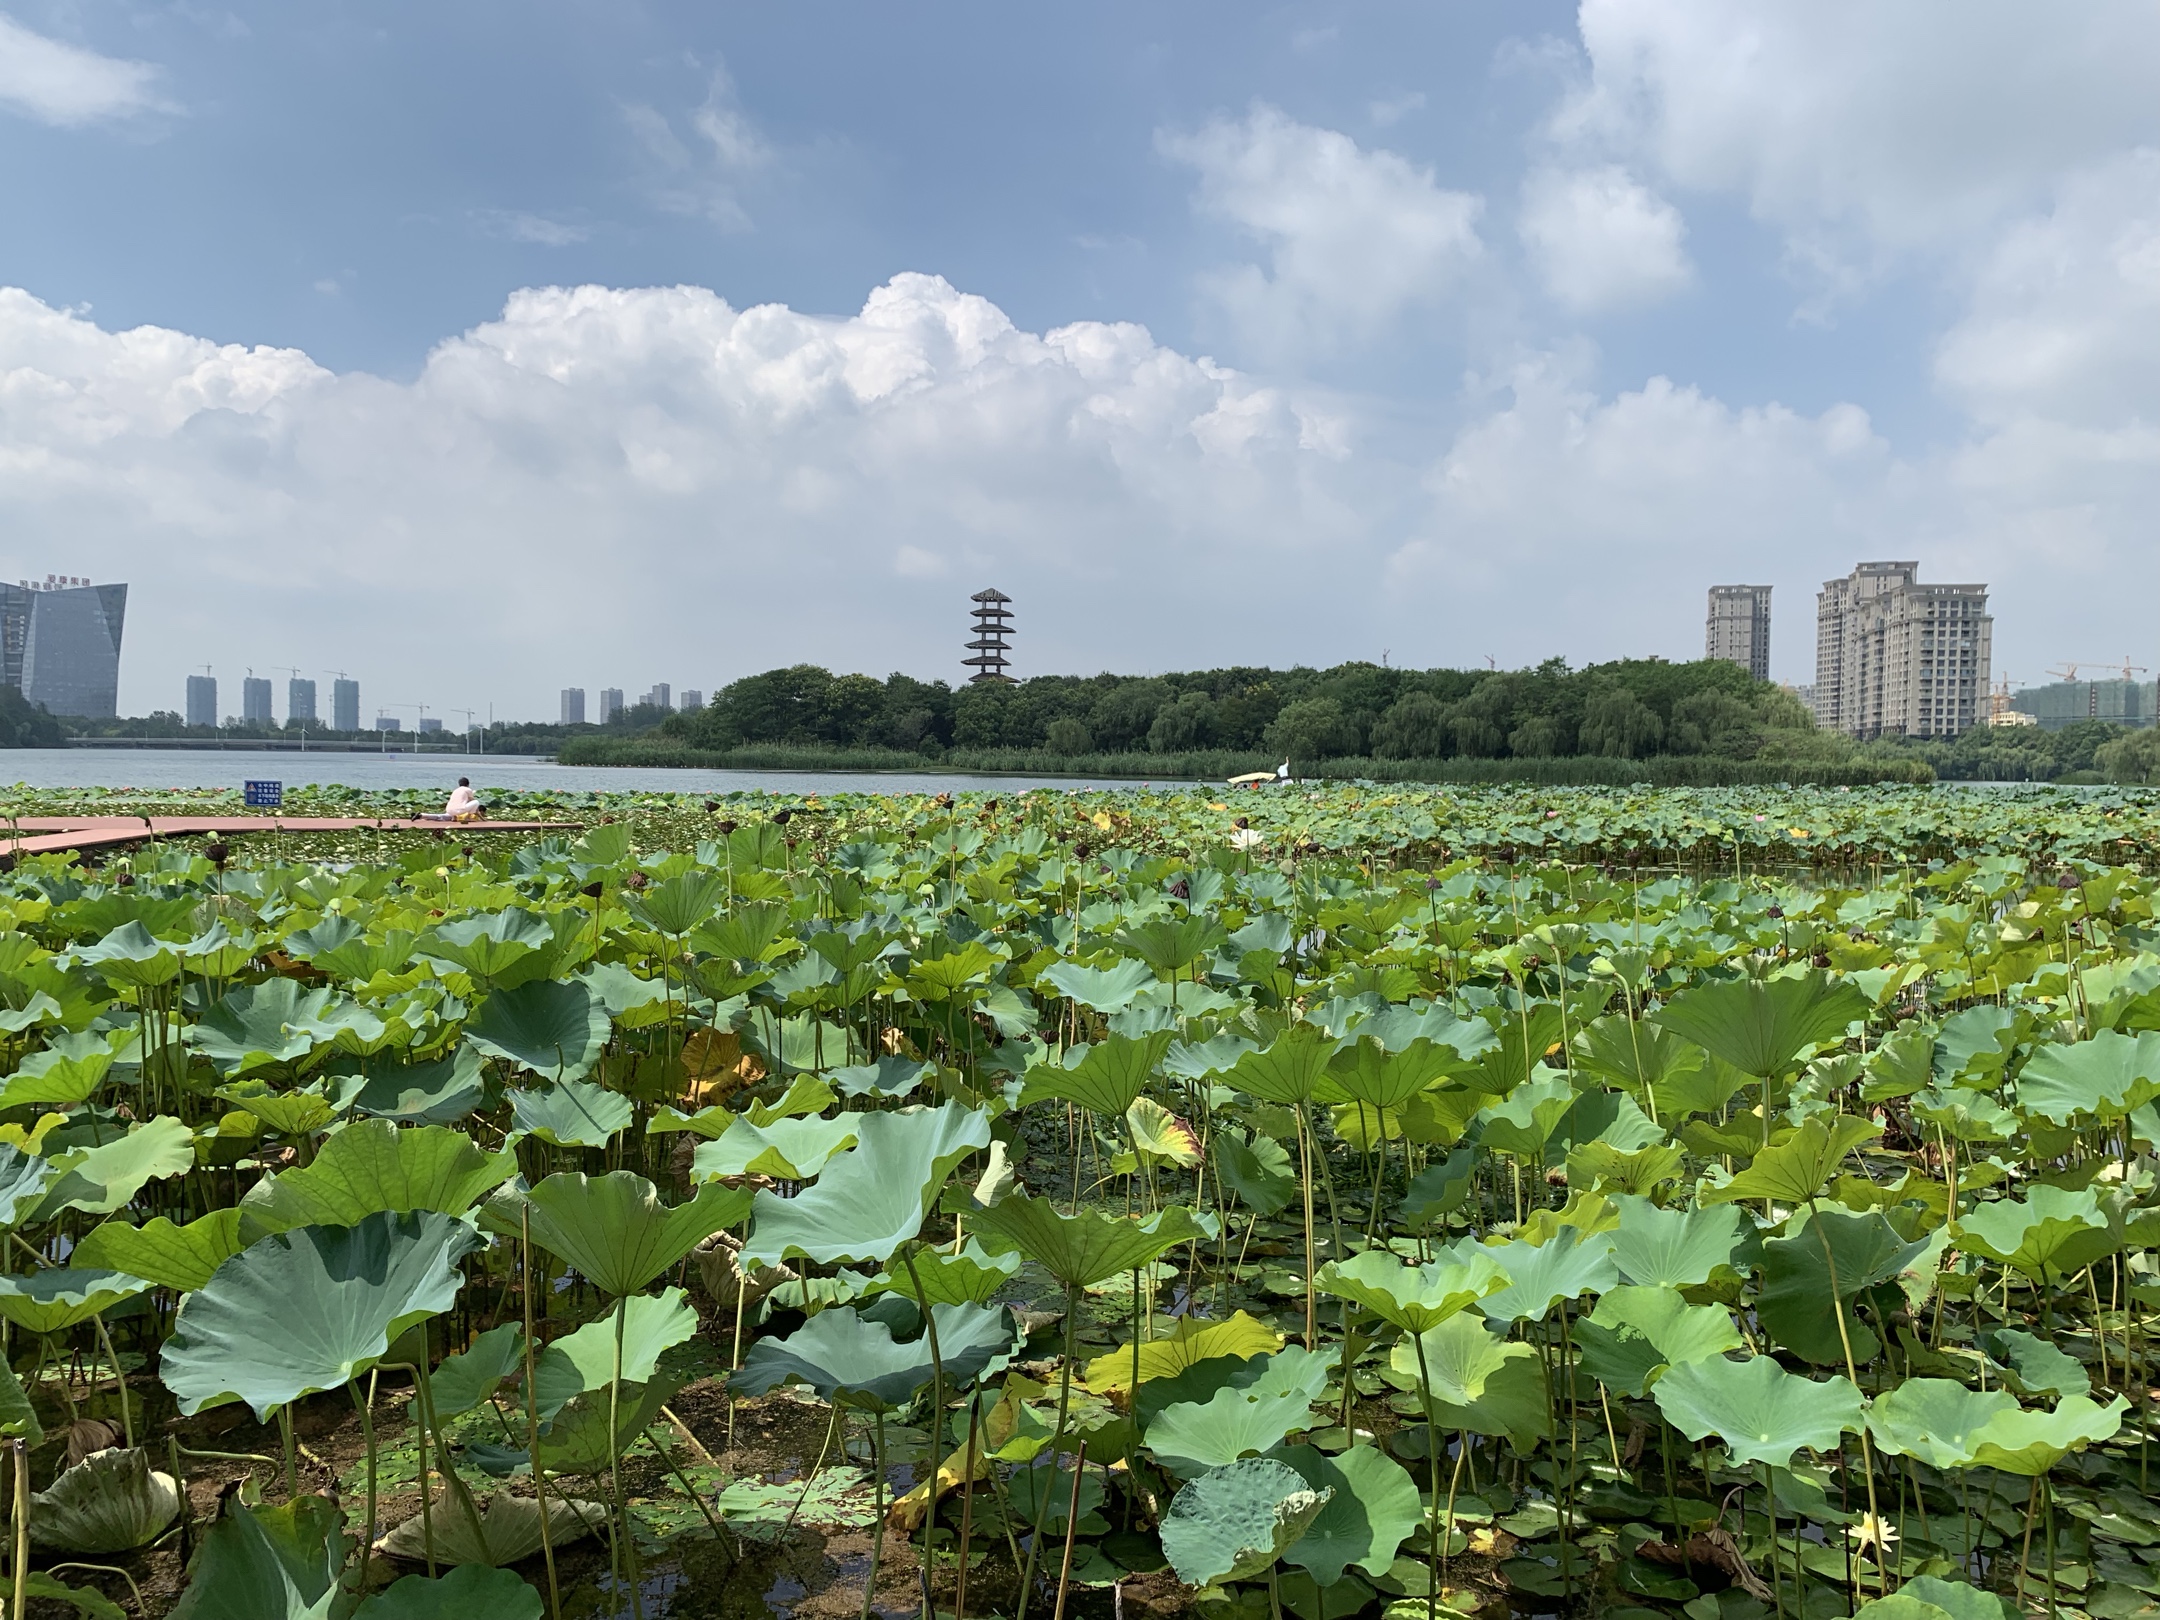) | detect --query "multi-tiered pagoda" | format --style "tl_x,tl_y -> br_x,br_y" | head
964,589 -> 1015,683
